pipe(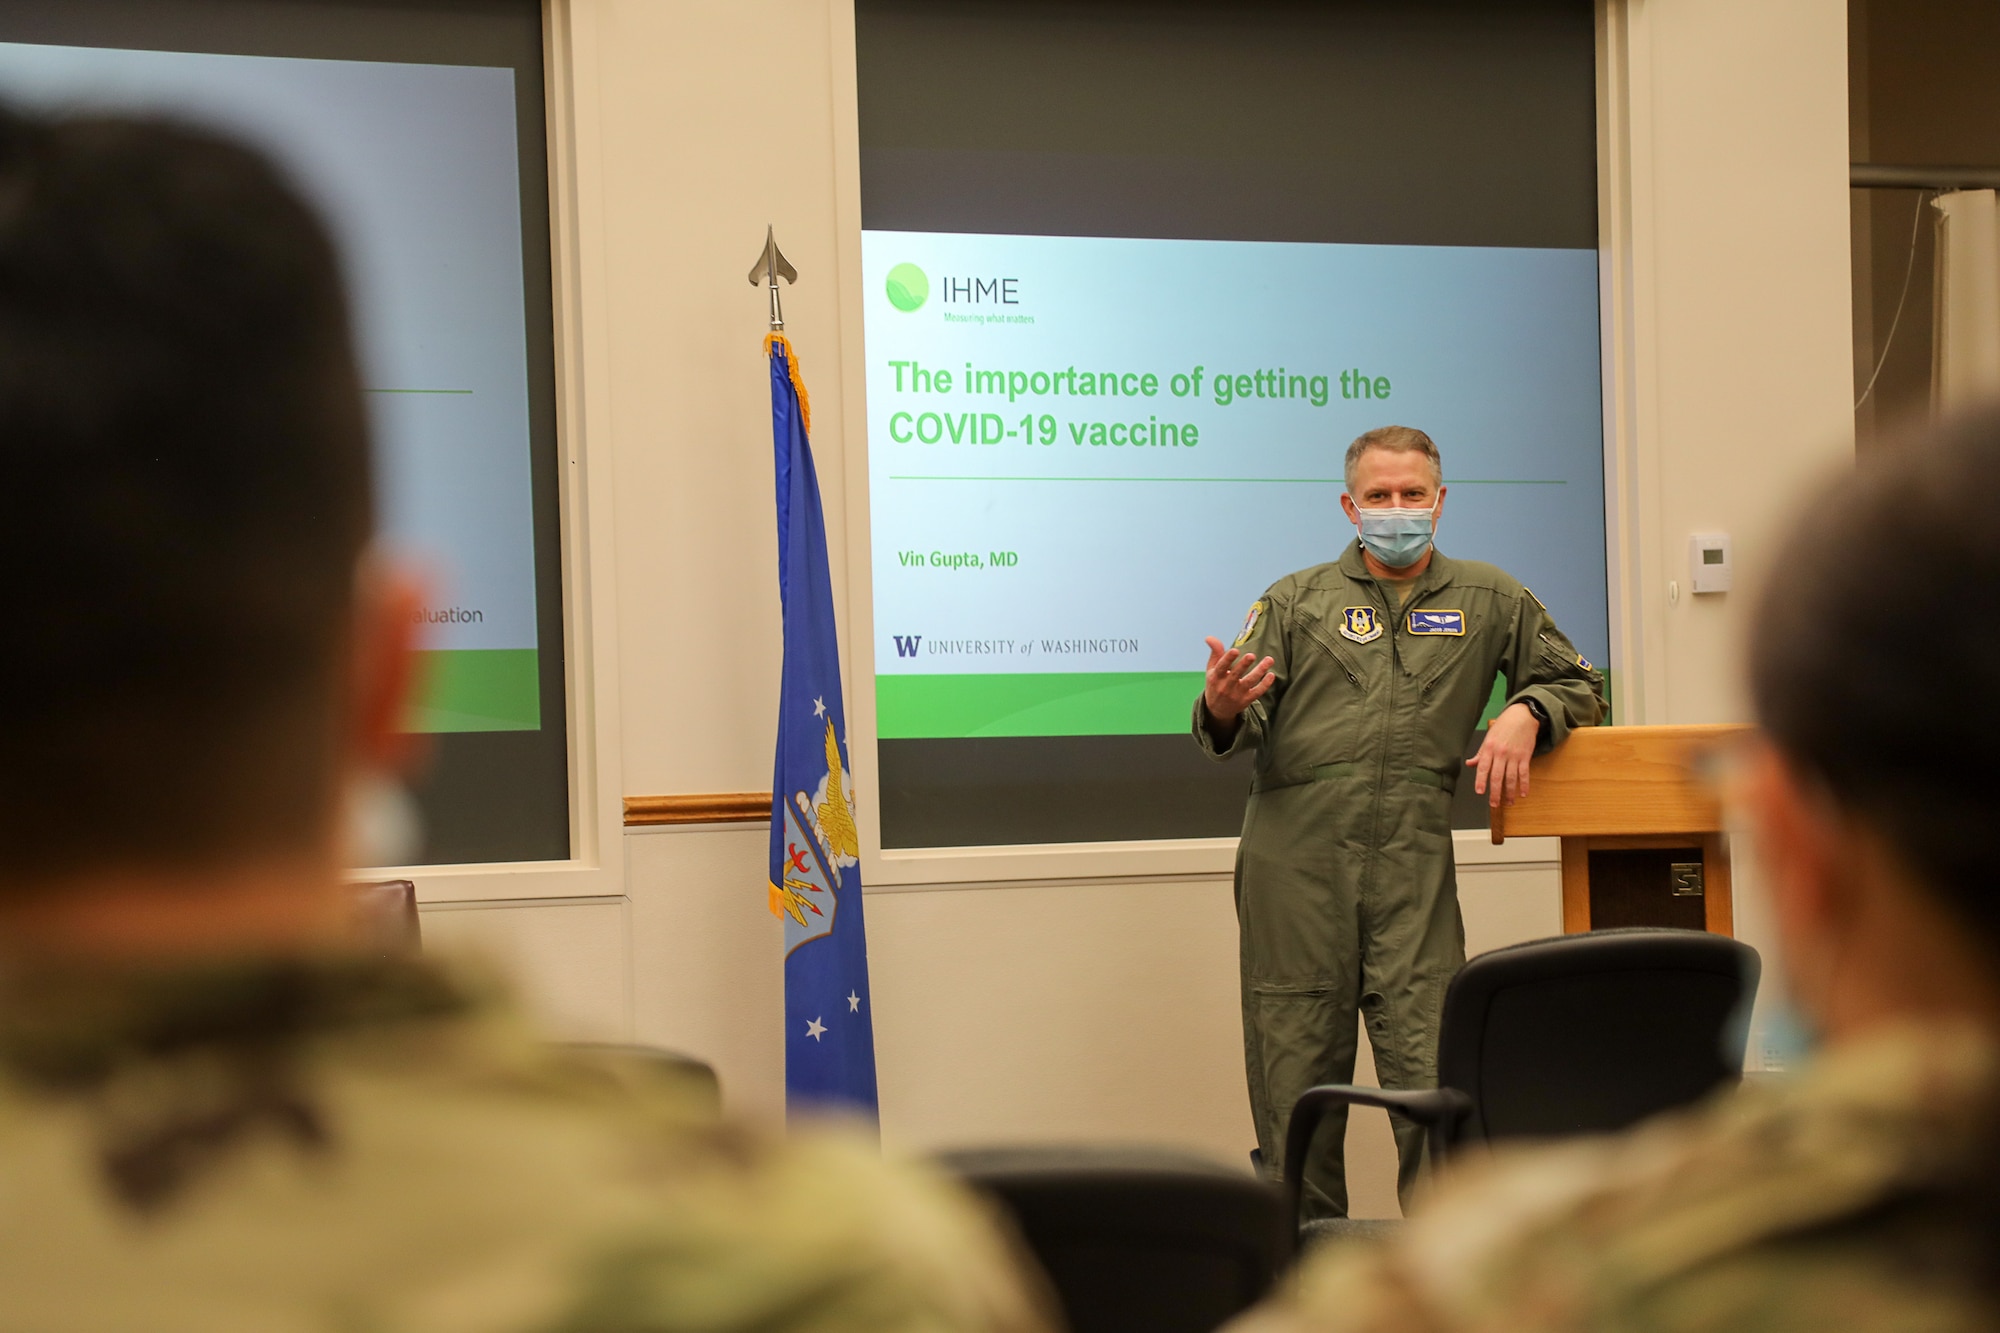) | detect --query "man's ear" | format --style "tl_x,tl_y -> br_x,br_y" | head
1340,493 -> 1360,526
349,561 -> 428,776
1742,742 -> 1846,954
